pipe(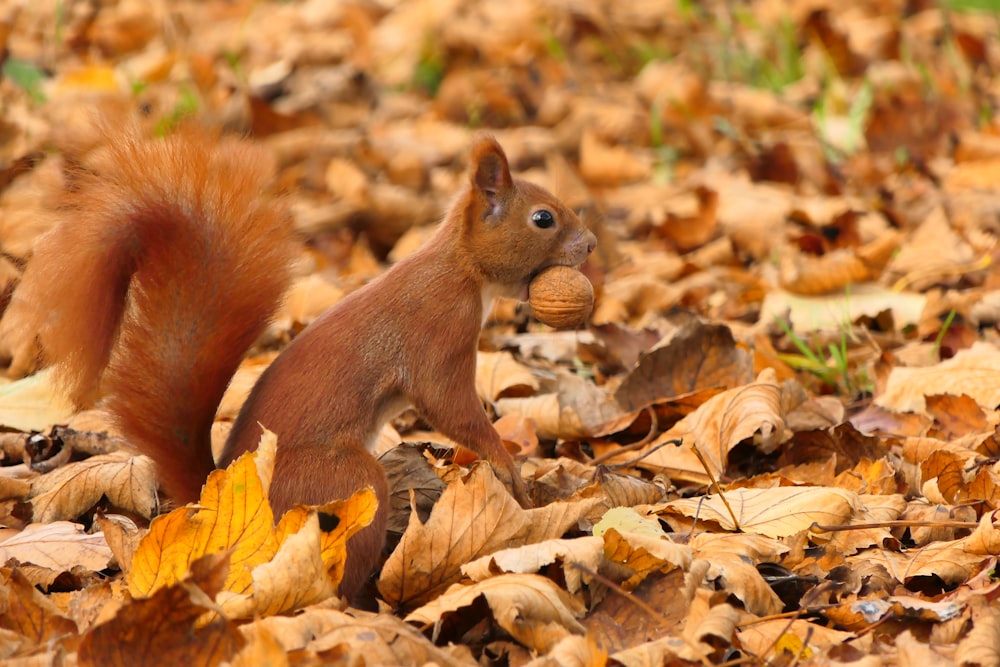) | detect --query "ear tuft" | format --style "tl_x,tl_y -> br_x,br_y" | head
470,135 -> 513,207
